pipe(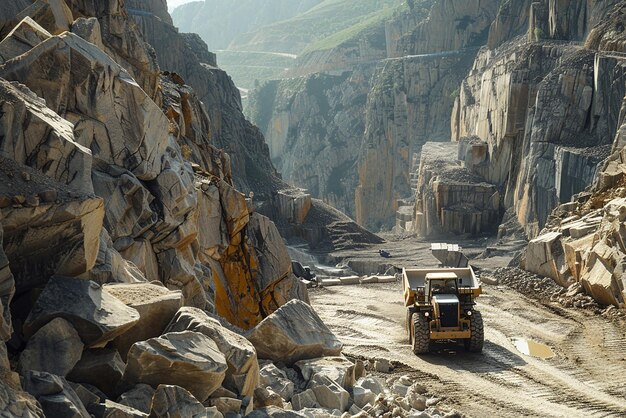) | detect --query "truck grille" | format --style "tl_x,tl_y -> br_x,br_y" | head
438,303 -> 459,327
